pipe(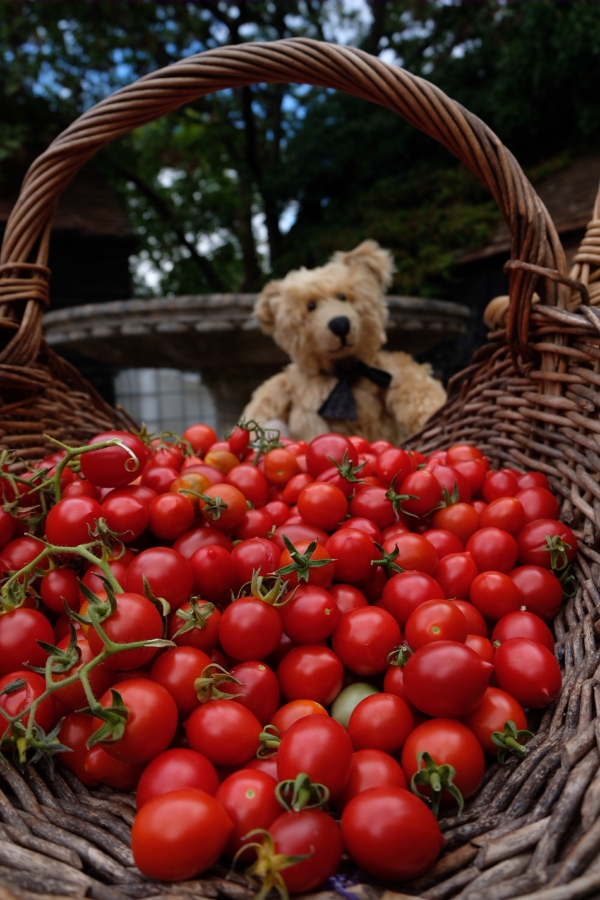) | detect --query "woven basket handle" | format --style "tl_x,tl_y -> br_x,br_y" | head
0,37 -> 567,367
